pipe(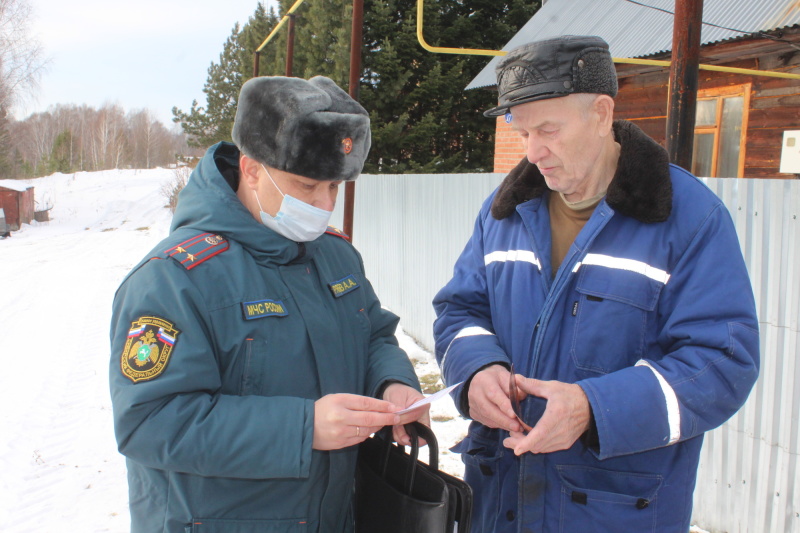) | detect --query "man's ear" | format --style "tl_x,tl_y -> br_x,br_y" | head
594,95 -> 615,137
239,154 -> 262,190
